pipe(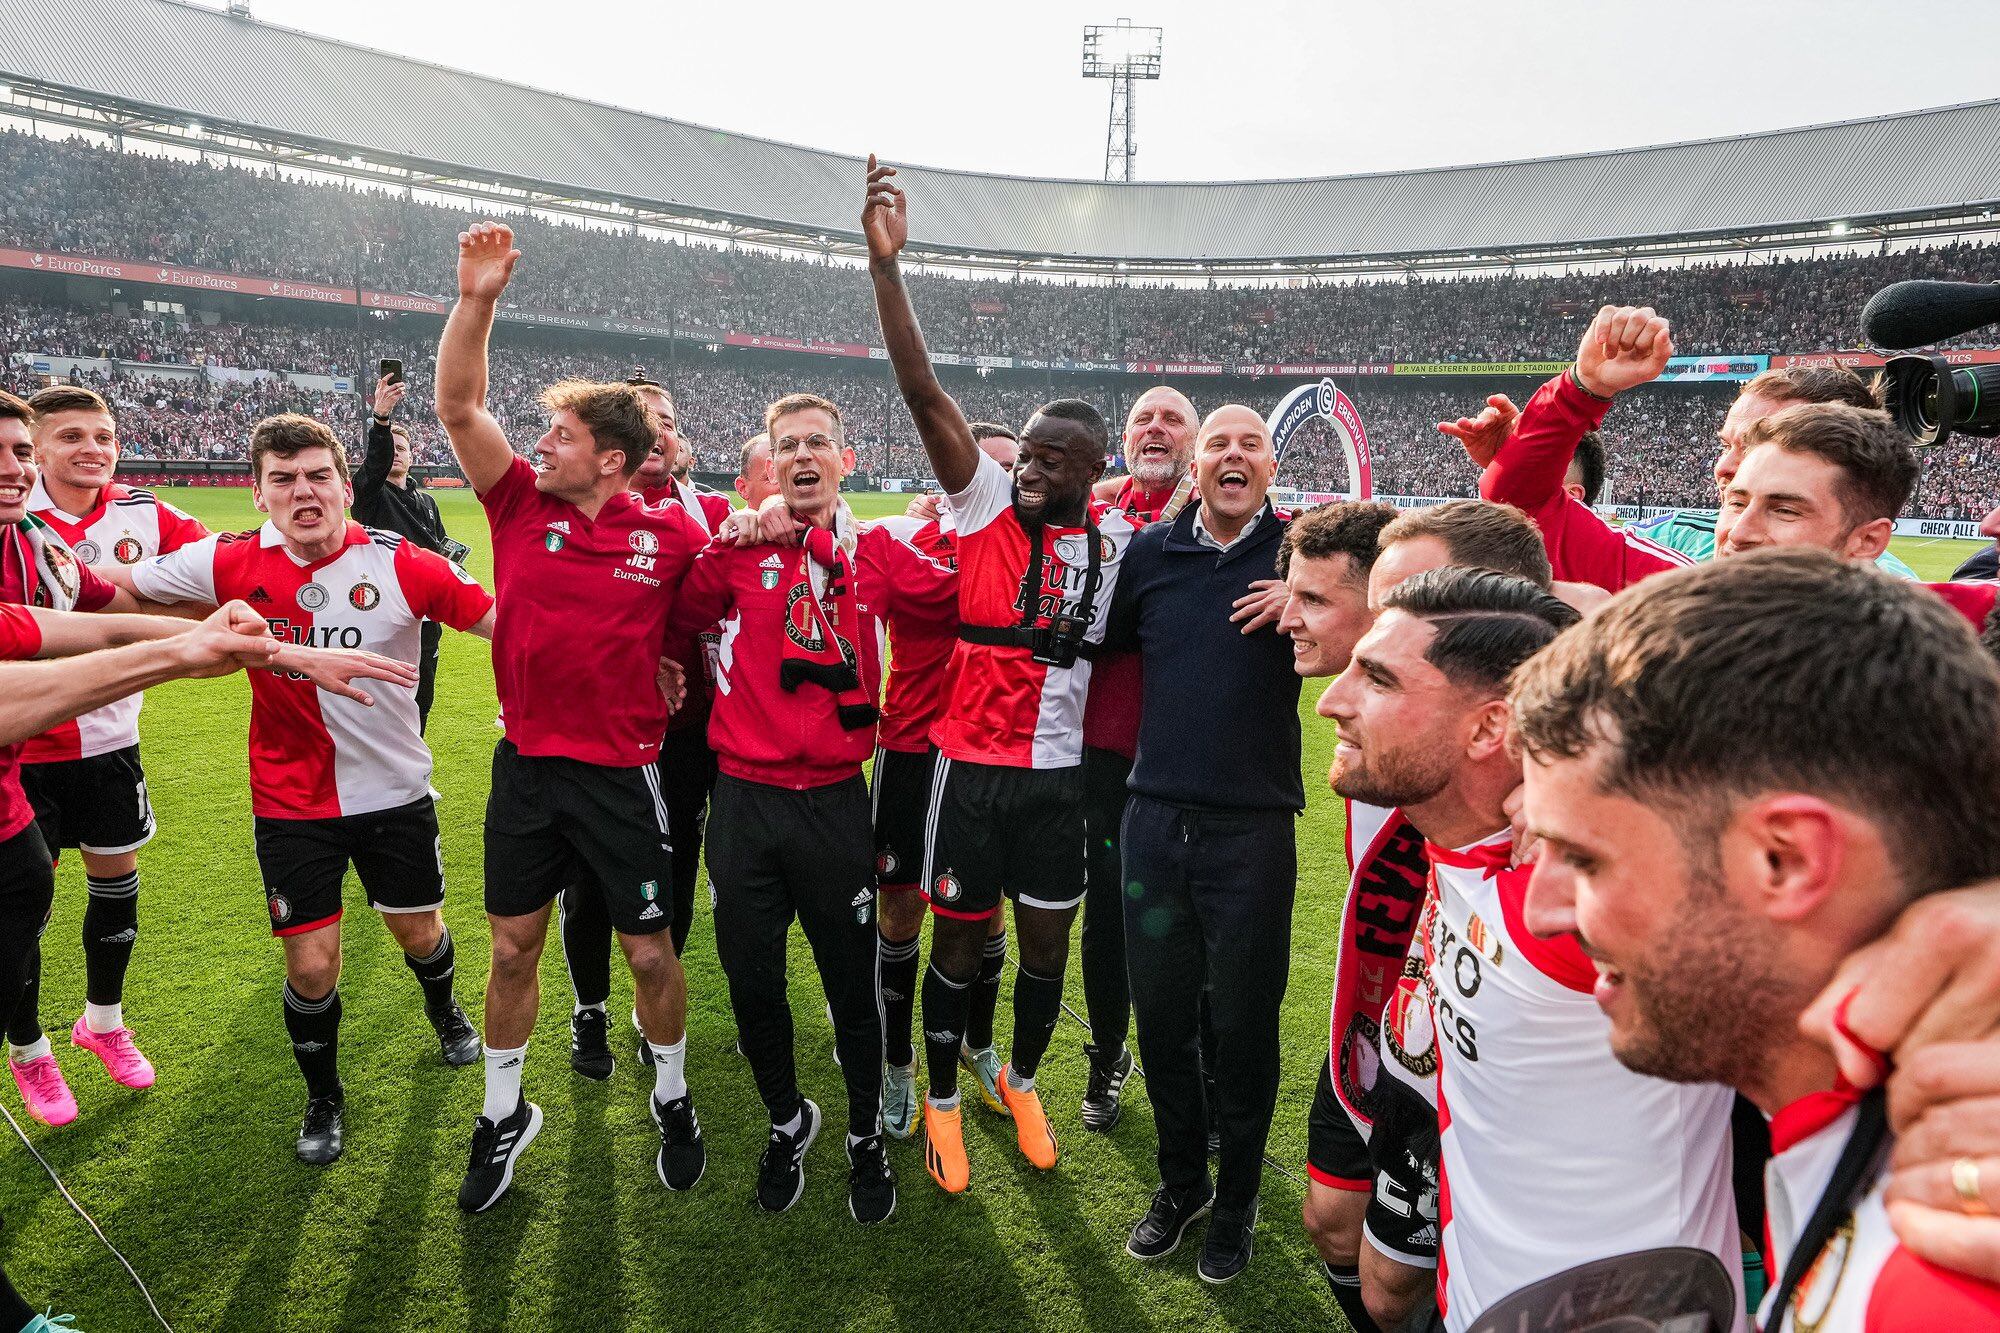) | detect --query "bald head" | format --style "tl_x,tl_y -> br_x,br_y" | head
1195,403 -> 1276,534
1124,385 -> 1198,488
